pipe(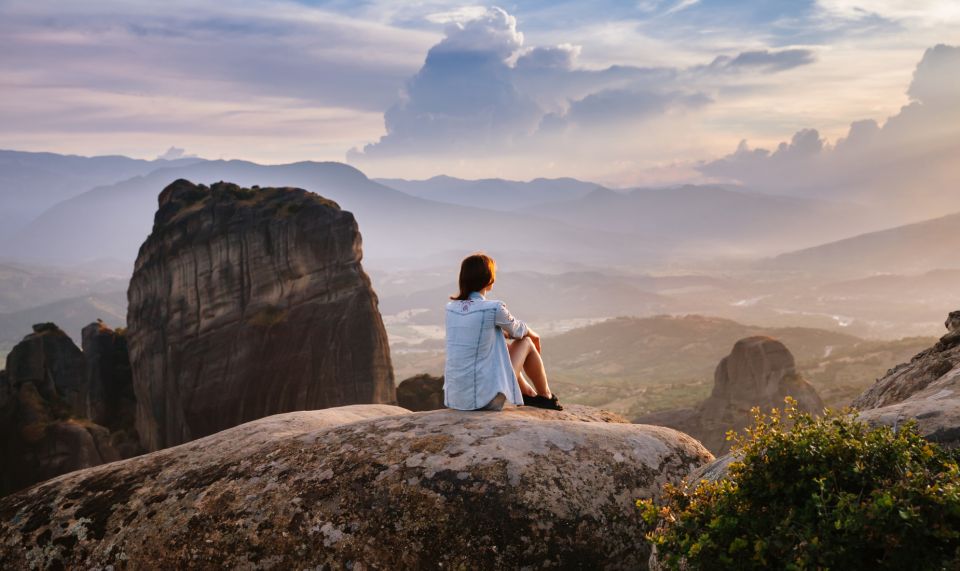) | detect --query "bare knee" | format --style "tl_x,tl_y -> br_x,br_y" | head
509,336 -> 532,354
